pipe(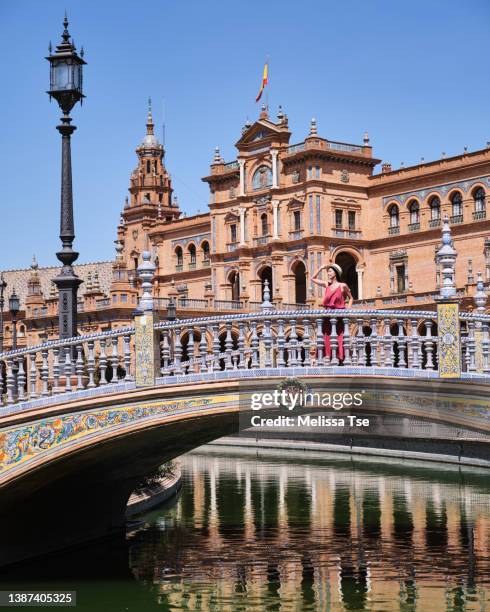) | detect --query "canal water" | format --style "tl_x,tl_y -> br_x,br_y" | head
2,447 -> 489,611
